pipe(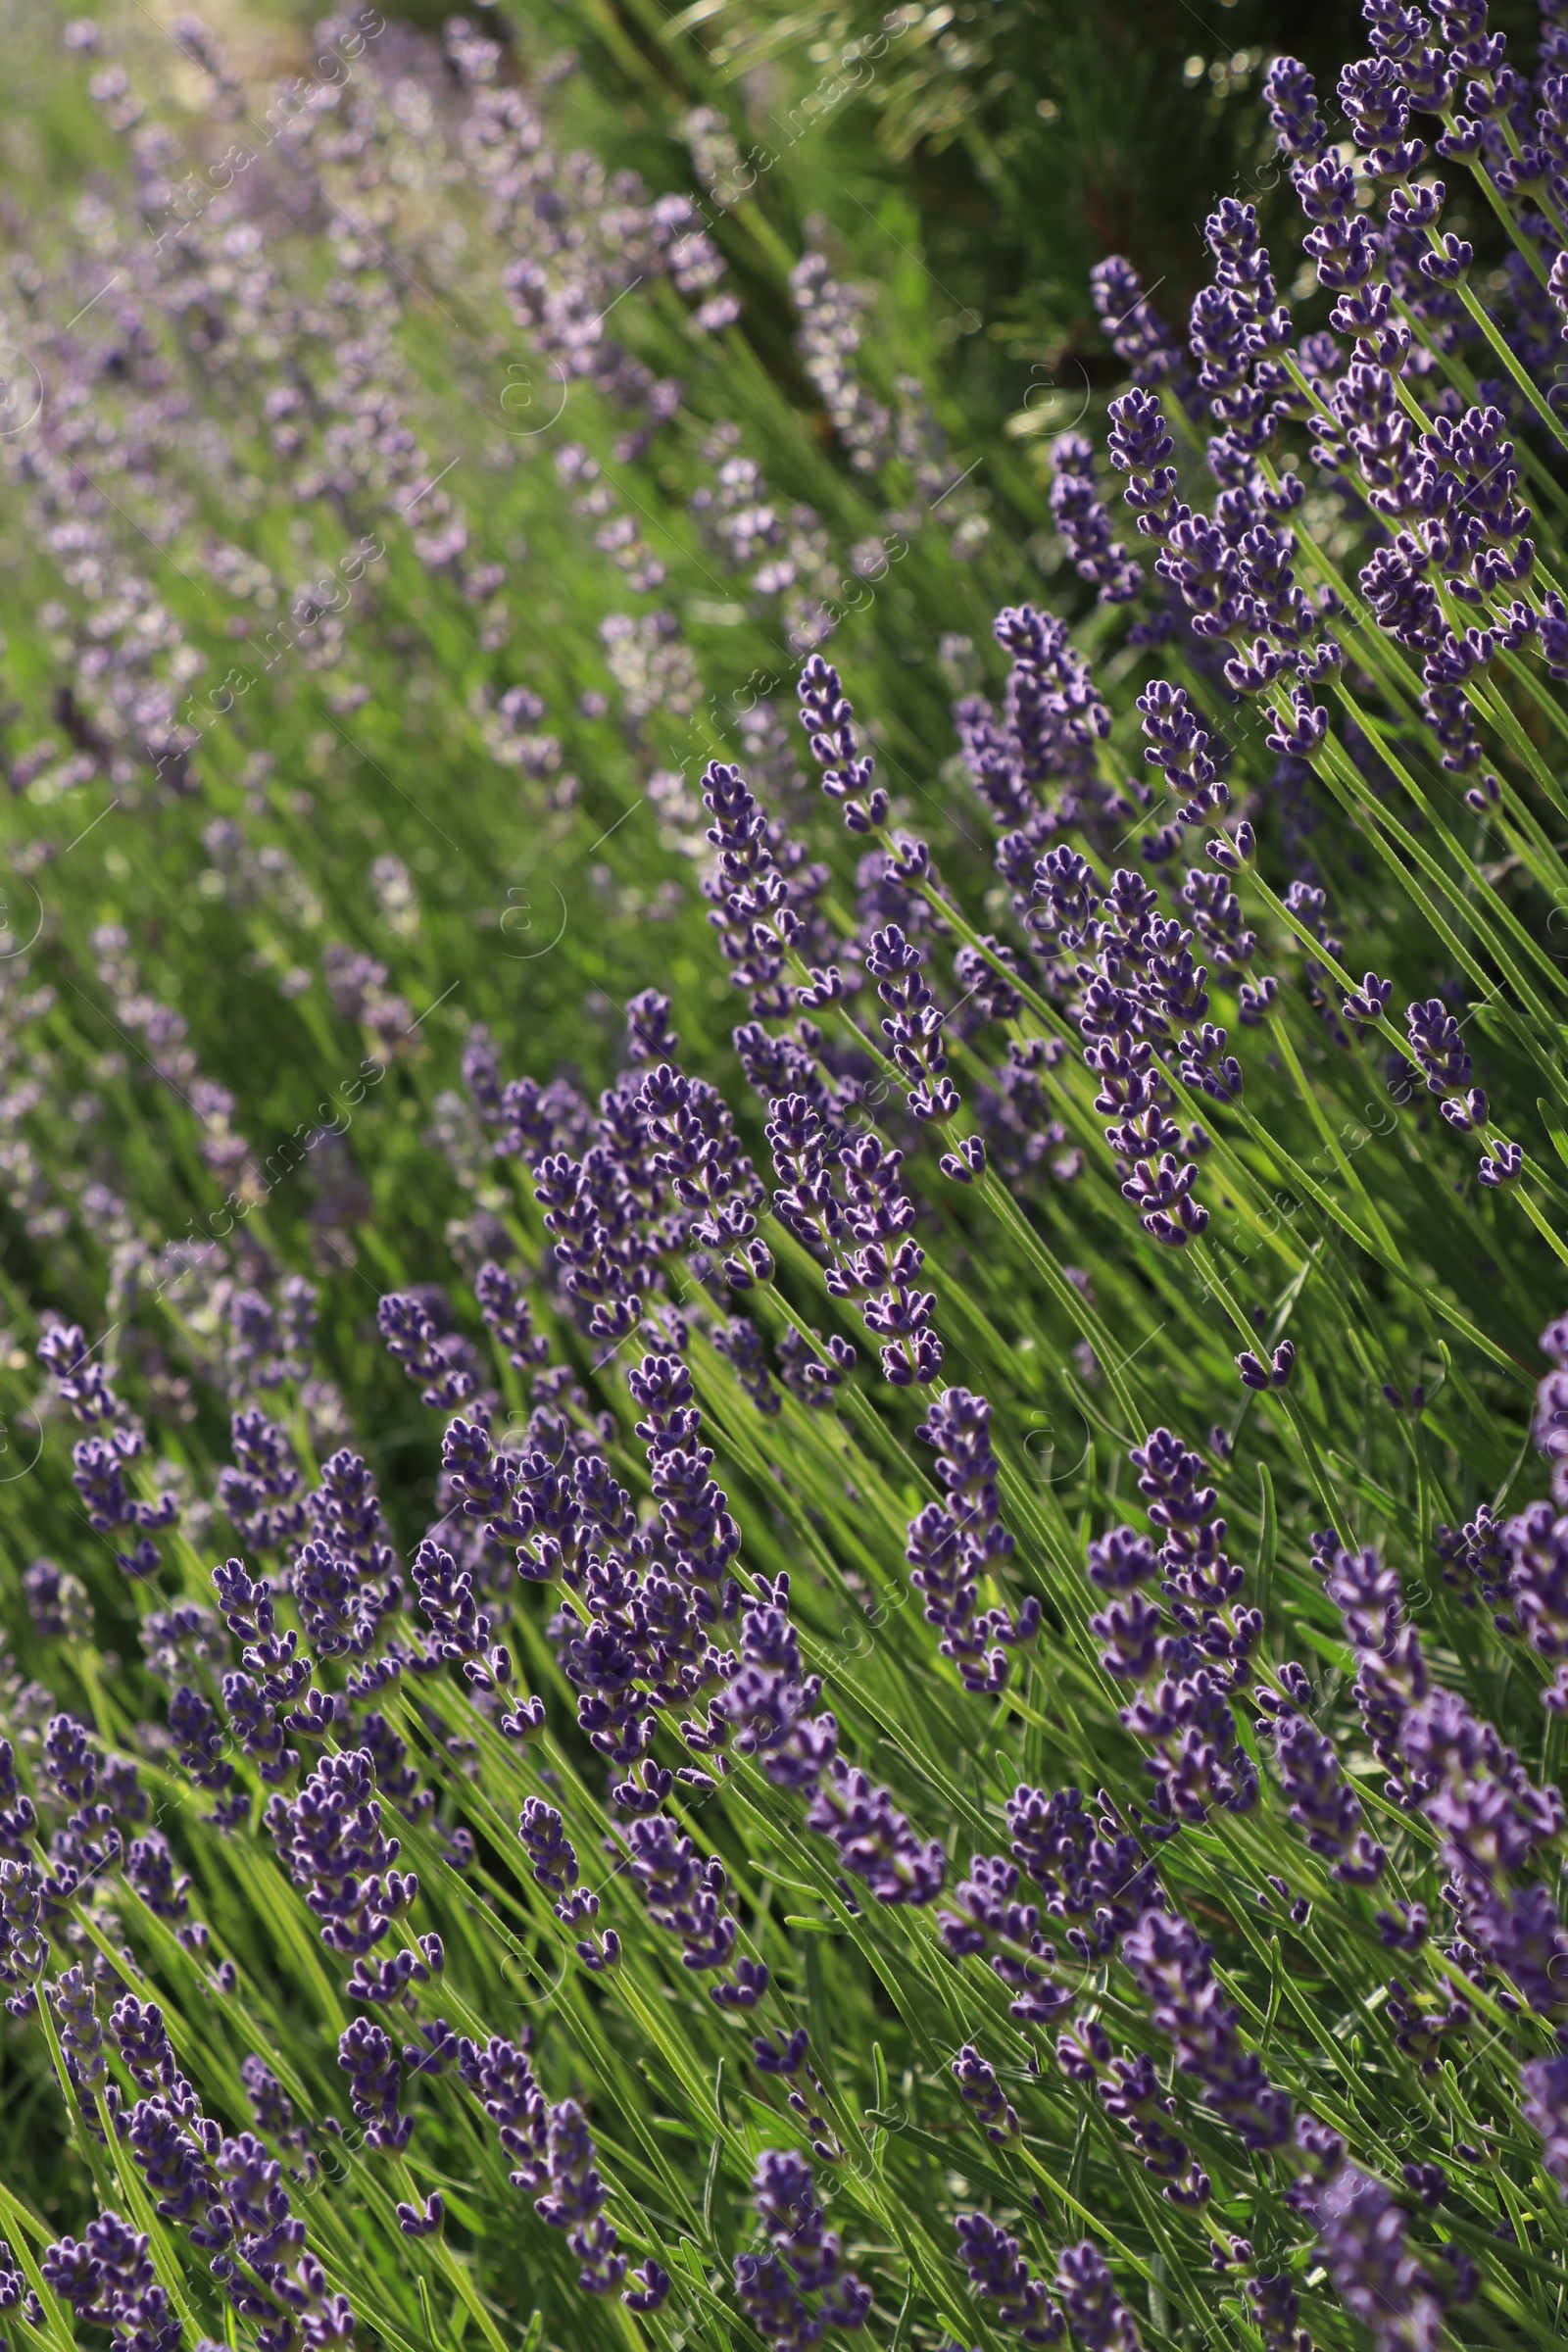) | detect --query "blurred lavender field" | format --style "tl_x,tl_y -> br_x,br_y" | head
0,6 -> 1566,2352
